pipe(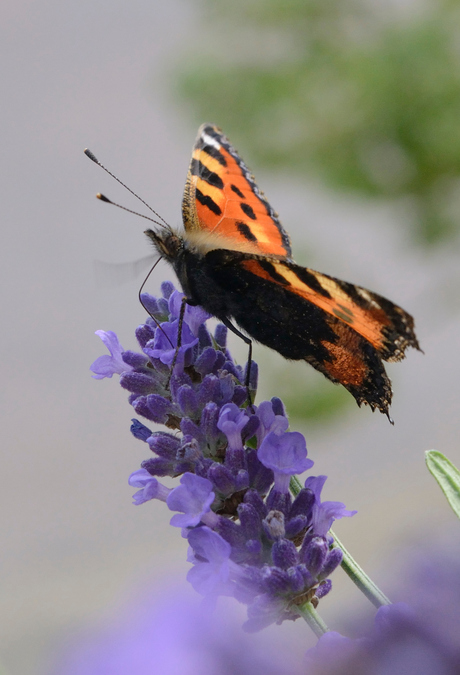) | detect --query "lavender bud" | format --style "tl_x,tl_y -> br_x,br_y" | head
318,547 -> 343,580
130,419 -> 152,442
238,503 -> 262,541
301,536 -> 328,577
147,431 -> 180,458
214,324 -> 227,348
272,538 -> 298,569
315,579 -> 332,599
270,397 -> 286,417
